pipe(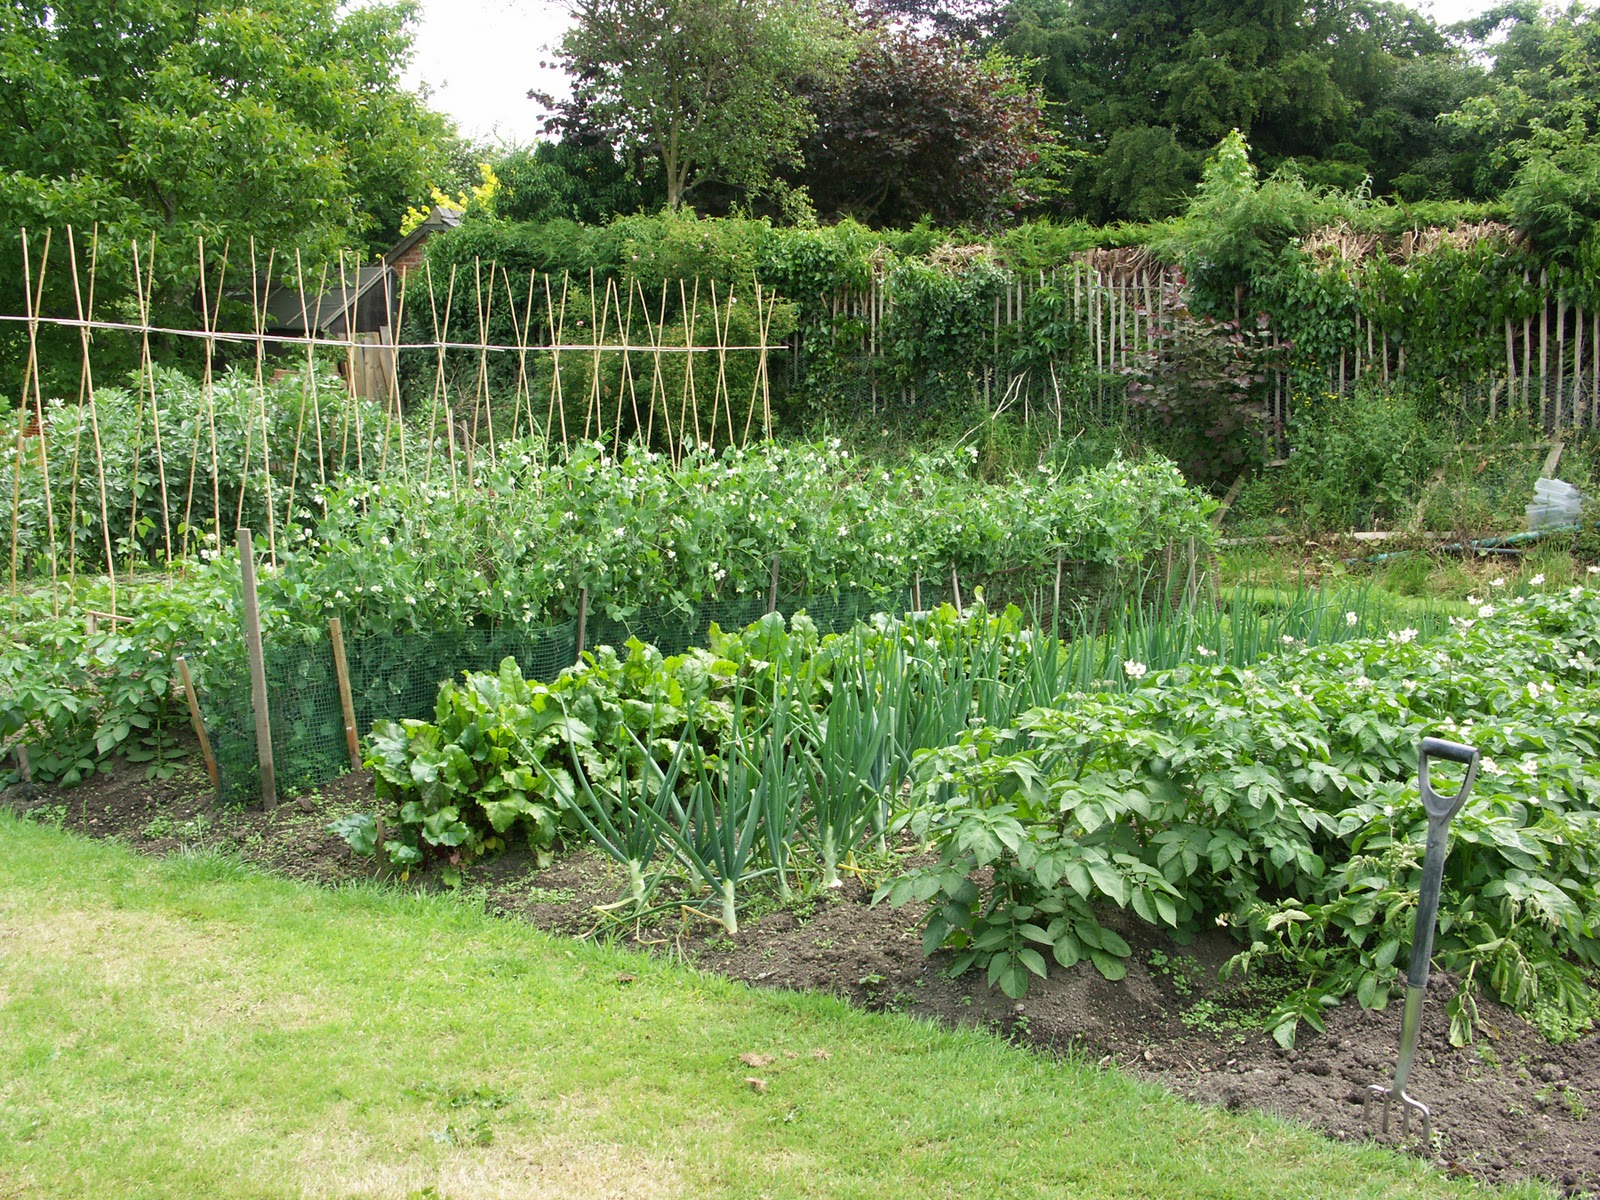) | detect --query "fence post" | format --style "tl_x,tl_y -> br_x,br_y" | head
912,572 -> 922,613
14,745 -> 30,784
175,655 -> 219,795
1053,554 -> 1063,627
767,553 -> 780,615
950,566 -> 963,613
574,585 -> 588,665
328,617 -> 361,772
238,527 -> 276,808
